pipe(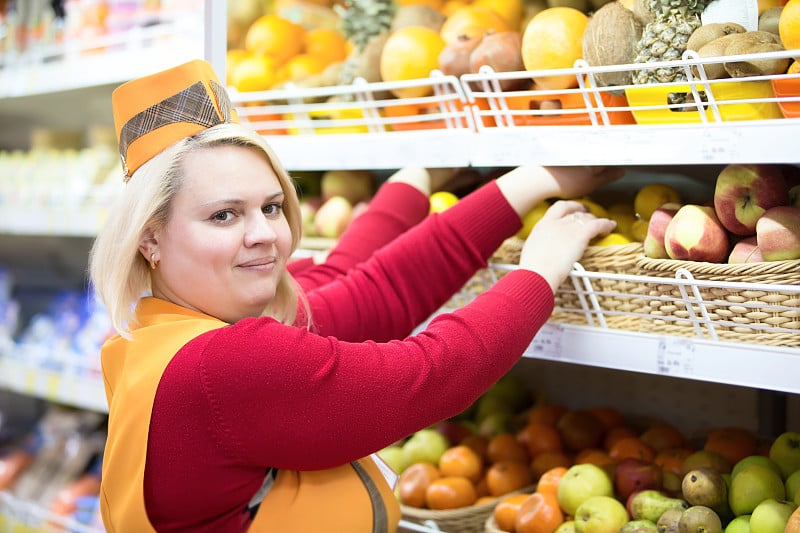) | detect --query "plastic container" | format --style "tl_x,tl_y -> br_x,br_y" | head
771,75 -> 800,119
625,80 -> 783,124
